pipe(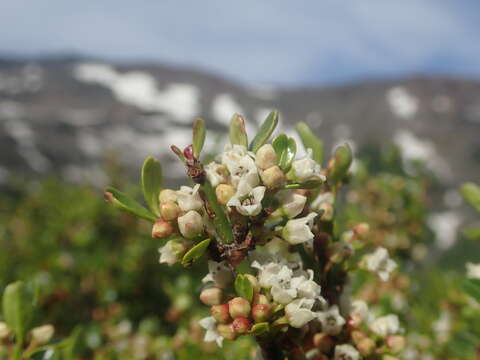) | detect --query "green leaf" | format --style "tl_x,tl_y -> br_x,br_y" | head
104,187 -> 156,222
182,238 -> 211,266
62,326 -> 83,360
249,110 -> 279,153
463,226 -> 480,241
141,157 -> 163,217
249,322 -> 269,336
272,134 -> 296,171
234,275 -> 254,302
461,182 -> 480,213
295,122 -> 323,165
284,179 -> 324,189
193,118 -> 206,158
464,279 -> 480,302
2,281 -> 34,345
330,143 -> 353,184
229,113 -> 248,147
200,182 -> 234,243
